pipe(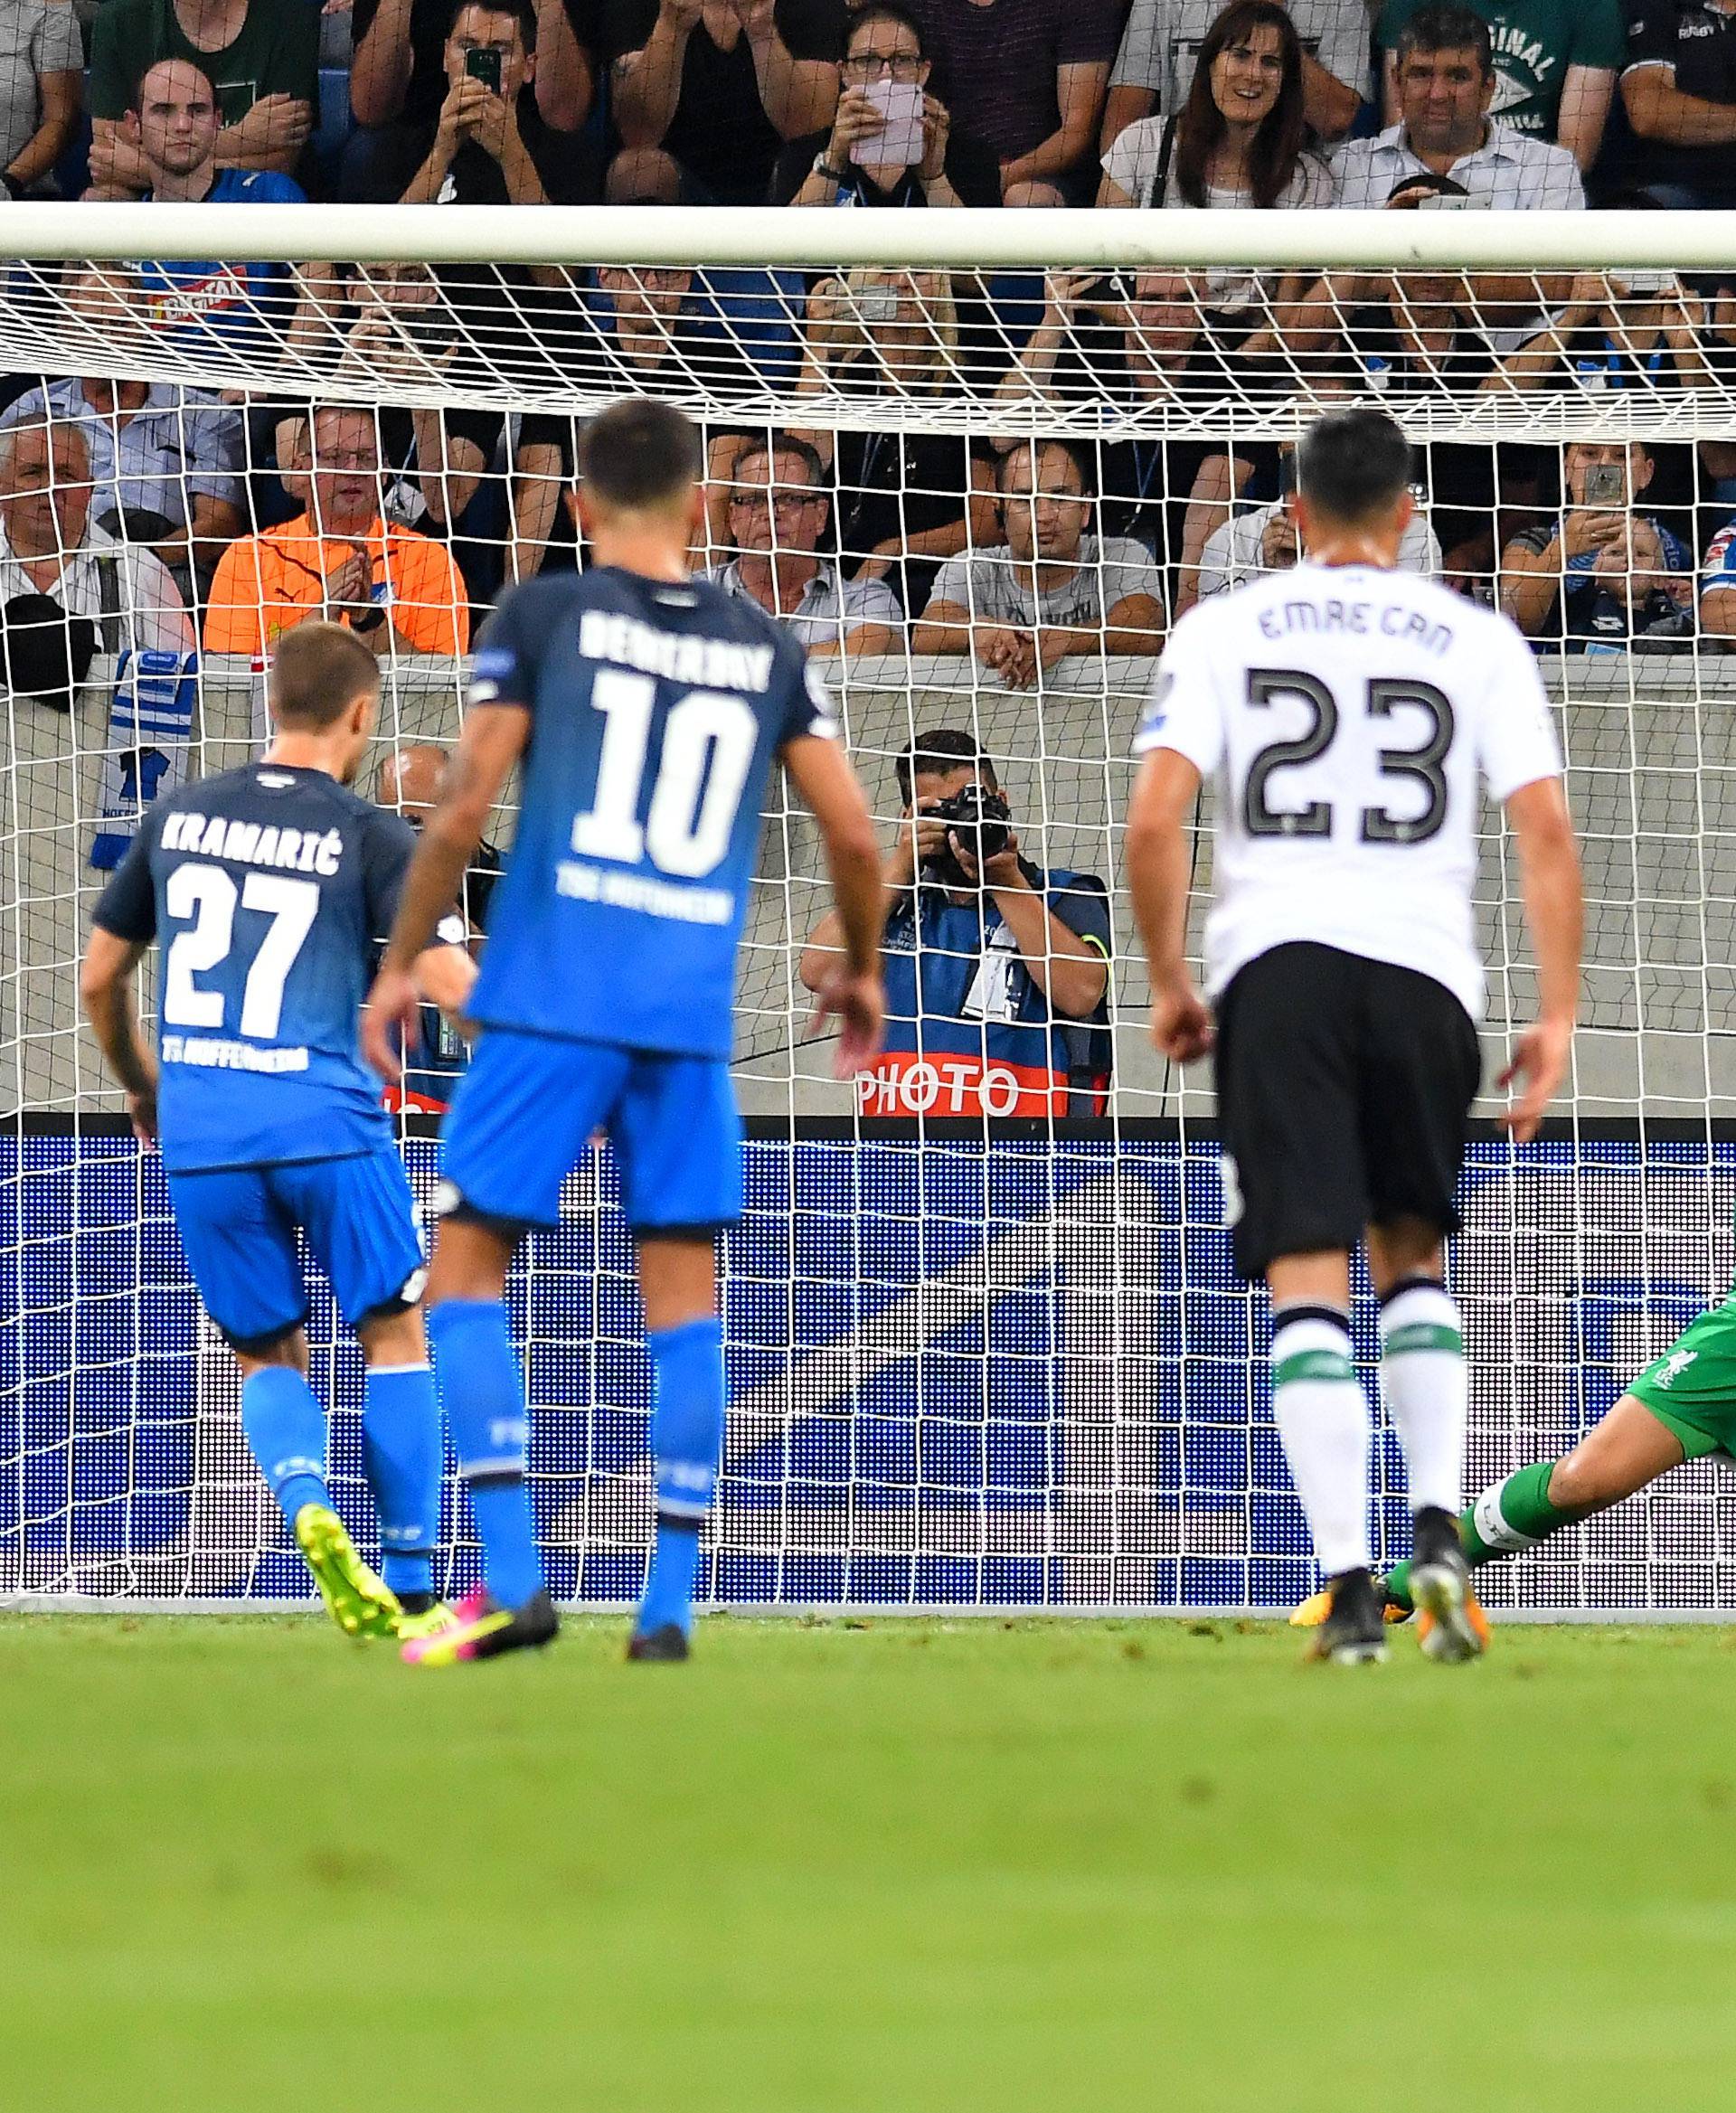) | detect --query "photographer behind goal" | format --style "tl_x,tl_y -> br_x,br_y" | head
800,730 -> 1110,1118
